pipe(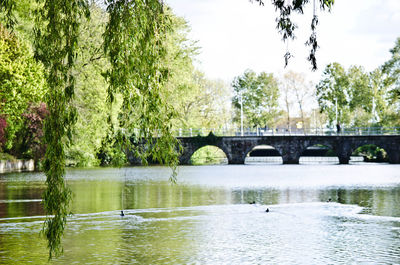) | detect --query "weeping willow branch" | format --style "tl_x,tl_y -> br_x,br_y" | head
252,0 -> 334,70
0,0 -> 16,29
103,0 -> 181,181
305,14 -> 319,71
34,0 -> 89,259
